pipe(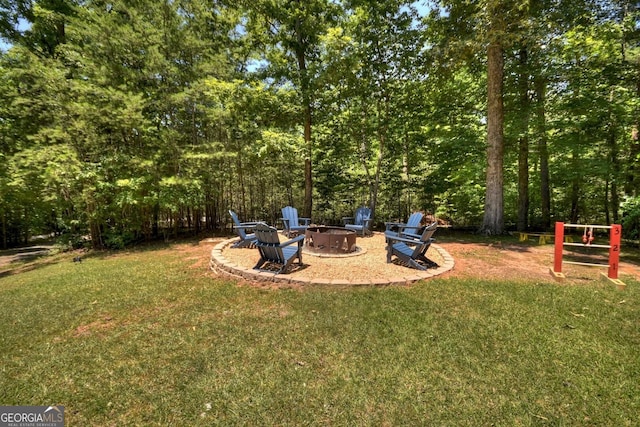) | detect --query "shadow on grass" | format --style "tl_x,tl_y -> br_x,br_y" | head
435,229 -> 541,254
0,254 -> 58,279
0,233 -> 231,279
80,233 -> 231,260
